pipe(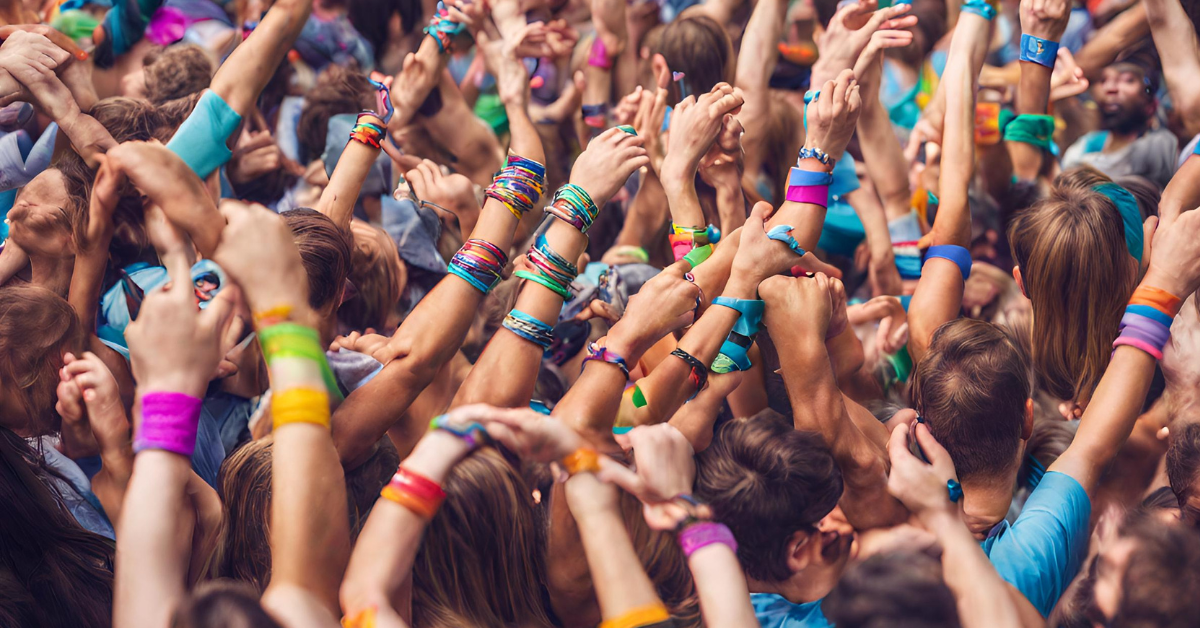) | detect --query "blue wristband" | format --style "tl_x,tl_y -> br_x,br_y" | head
802,90 -> 819,131
711,338 -> 753,373
960,0 -> 995,20
924,244 -> 973,281
712,297 -> 765,337
788,167 -> 835,187
1019,34 -> 1059,68
766,225 -> 808,257
1127,304 -> 1174,329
